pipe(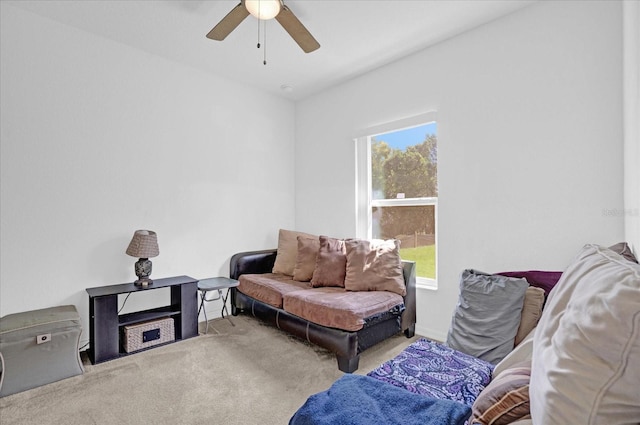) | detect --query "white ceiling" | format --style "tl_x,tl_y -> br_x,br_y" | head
7,0 -> 536,101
